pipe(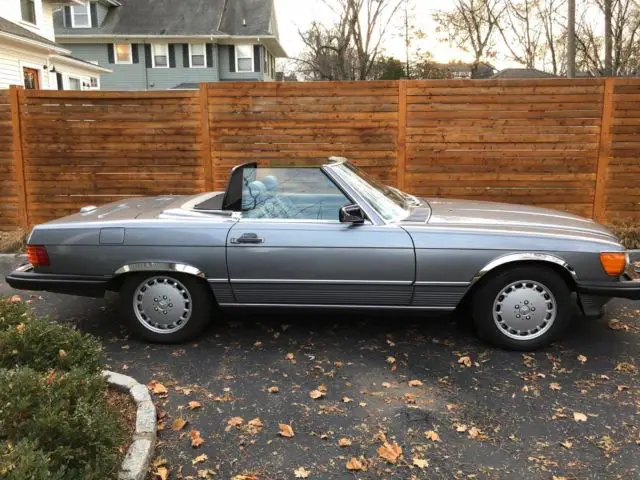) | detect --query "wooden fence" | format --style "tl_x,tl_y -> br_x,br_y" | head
1,78 -> 639,229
